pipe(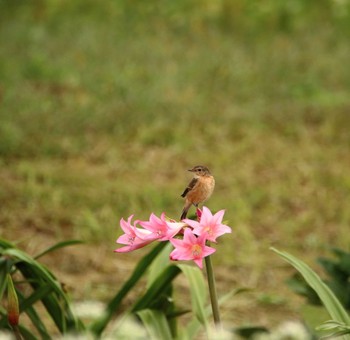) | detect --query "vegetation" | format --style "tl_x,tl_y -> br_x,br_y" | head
1,0 -> 350,334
